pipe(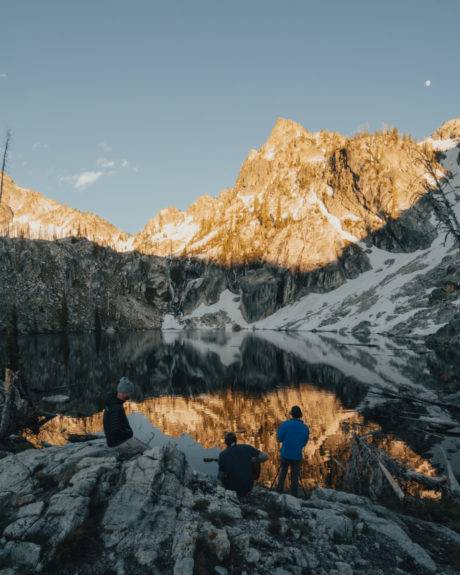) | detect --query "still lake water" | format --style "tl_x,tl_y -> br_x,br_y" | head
0,329 -> 442,489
